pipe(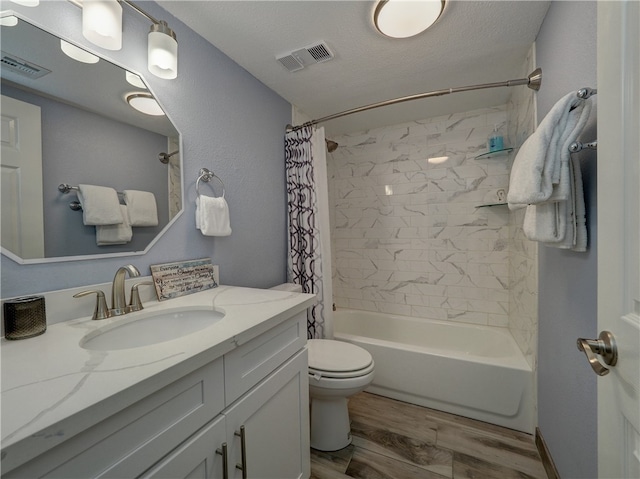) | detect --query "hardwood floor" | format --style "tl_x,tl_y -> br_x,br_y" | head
310,392 -> 548,479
